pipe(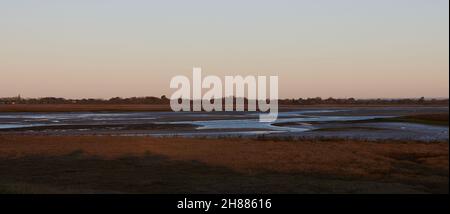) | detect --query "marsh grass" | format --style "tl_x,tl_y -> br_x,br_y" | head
0,135 -> 448,193
359,113 -> 449,126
